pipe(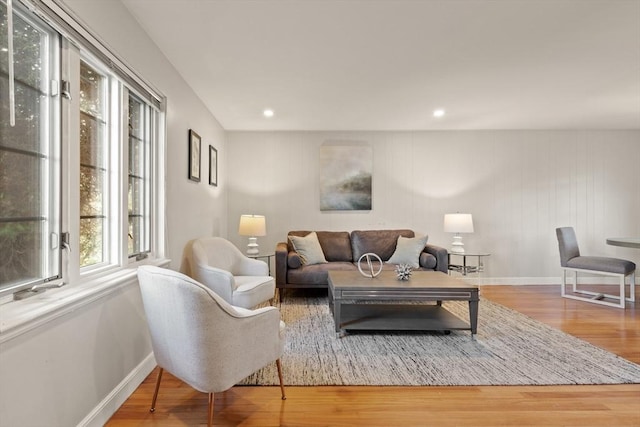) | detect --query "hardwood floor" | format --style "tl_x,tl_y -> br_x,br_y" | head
106,285 -> 640,427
